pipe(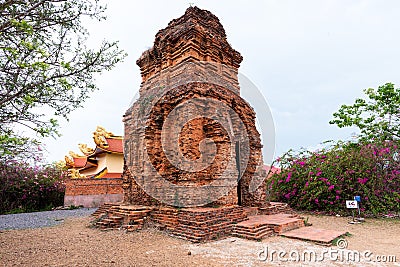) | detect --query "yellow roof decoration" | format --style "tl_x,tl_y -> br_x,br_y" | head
69,151 -> 85,158
93,126 -> 112,149
64,155 -> 74,167
69,169 -> 86,179
78,143 -> 95,156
